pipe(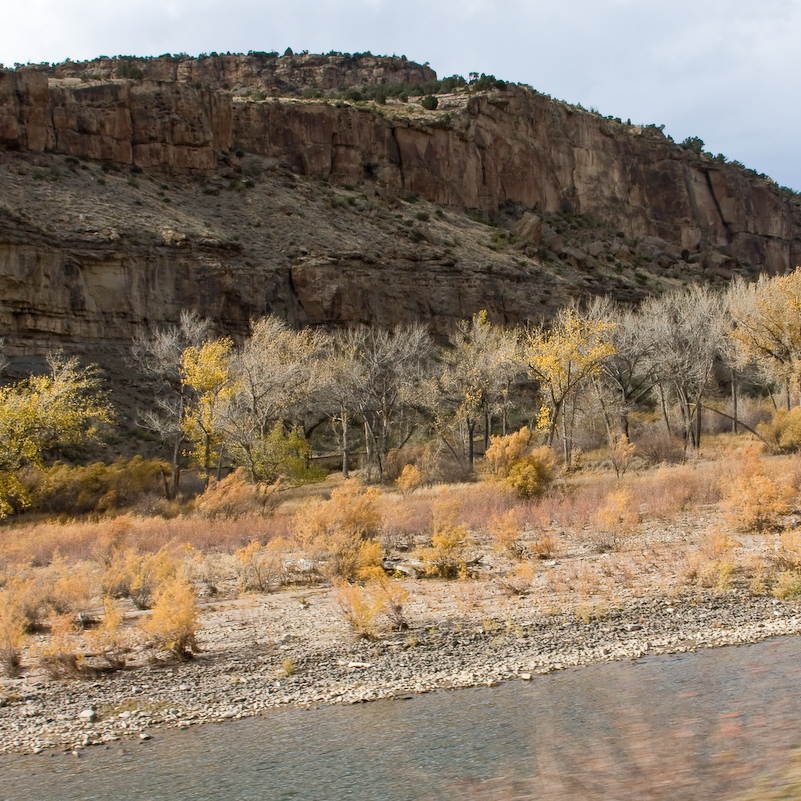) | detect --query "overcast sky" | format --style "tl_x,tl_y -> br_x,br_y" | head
4,0 -> 799,190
